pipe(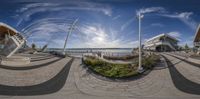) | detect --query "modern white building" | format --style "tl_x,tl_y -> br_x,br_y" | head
0,22 -> 25,57
194,24 -> 200,47
194,24 -> 200,53
144,33 -> 179,52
